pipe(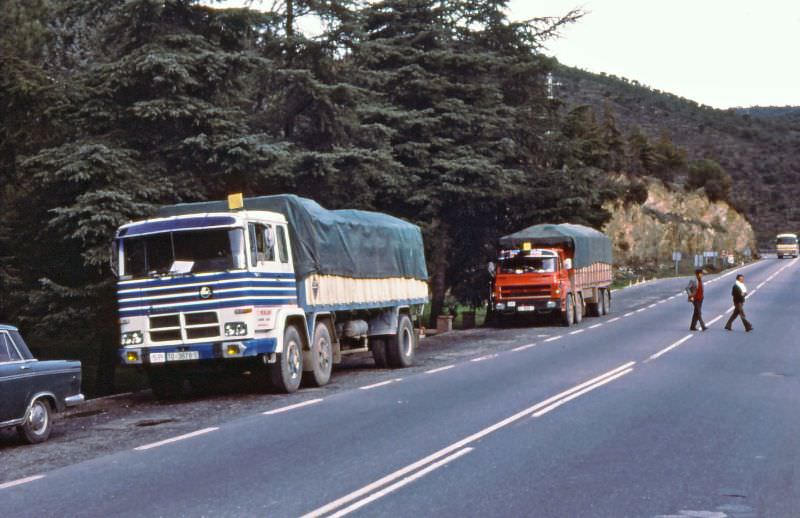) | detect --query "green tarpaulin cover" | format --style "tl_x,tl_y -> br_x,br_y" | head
498,223 -> 612,268
157,195 -> 428,281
